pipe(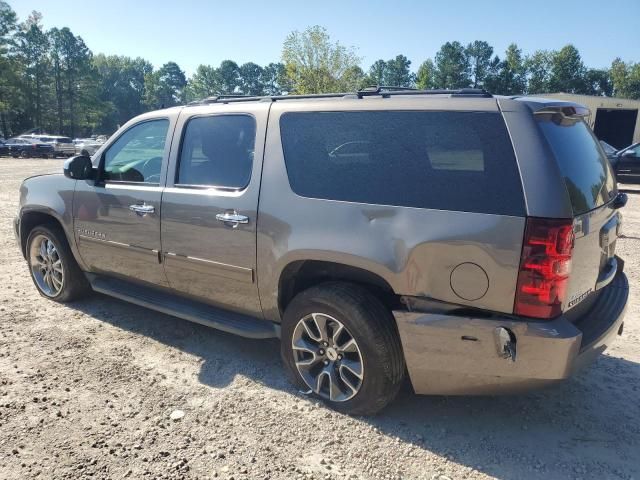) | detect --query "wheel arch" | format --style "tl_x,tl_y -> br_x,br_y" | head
19,210 -> 69,258
277,260 -> 399,318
